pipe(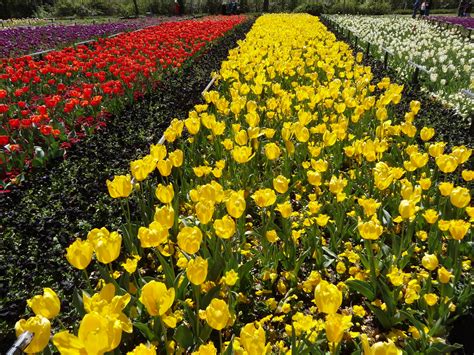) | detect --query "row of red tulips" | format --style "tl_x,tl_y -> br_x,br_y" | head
0,15 -> 246,189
